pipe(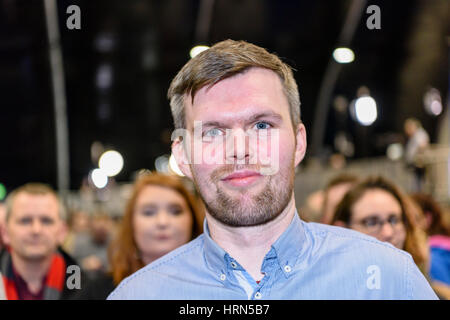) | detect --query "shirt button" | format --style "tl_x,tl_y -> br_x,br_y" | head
220,274 -> 226,281
284,265 -> 292,273
230,262 -> 237,268
254,292 -> 262,299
